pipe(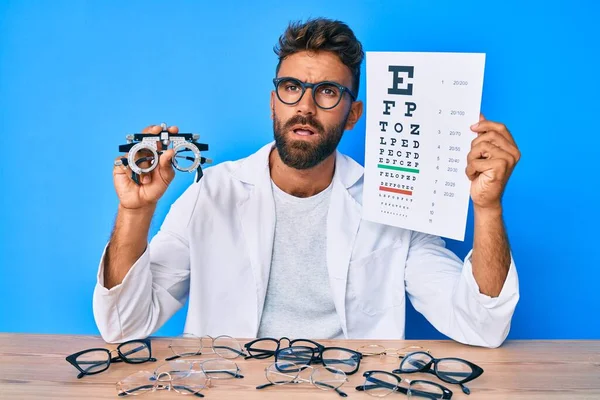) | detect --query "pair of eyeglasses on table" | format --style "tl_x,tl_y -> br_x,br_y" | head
244,337 -> 363,374
357,344 -> 431,358
356,351 -> 484,397
65,338 -> 156,379
116,358 -> 245,397
166,333 -> 247,360
245,337 -> 362,397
